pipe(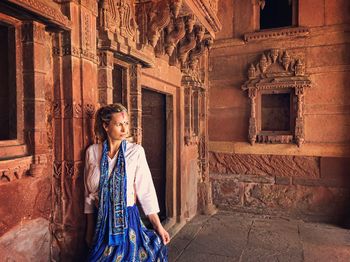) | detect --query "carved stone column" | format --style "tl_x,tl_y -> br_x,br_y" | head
51,1 -> 98,260
22,21 -> 48,176
98,50 -> 114,105
129,63 -> 142,144
183,82 -> 192,145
